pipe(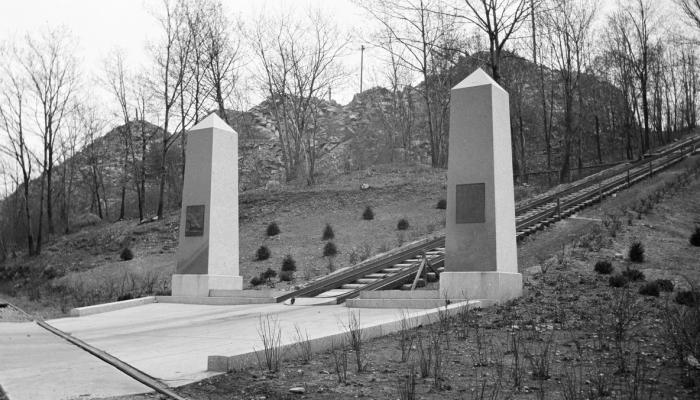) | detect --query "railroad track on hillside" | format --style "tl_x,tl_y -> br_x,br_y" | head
277,136 -> 700,305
